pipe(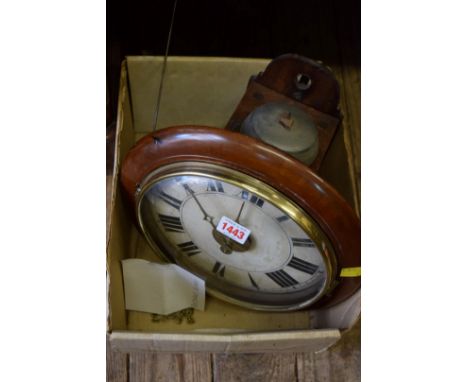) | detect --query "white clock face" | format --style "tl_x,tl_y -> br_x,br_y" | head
138,172 -> 333,310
